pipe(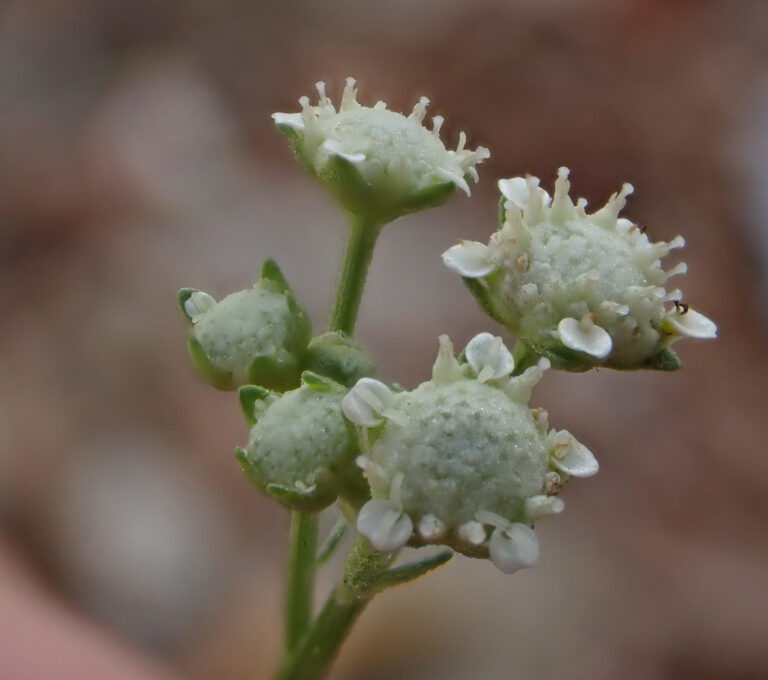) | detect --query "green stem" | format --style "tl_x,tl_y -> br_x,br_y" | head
282,216 -> 381,658
284,511 -> 319,653
276,539 -> 395,680
327,216 -> 382,335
